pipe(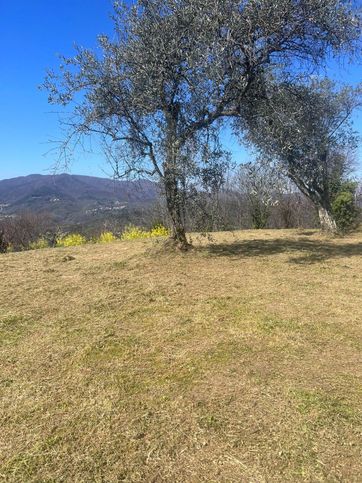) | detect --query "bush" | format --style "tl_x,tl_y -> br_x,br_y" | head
57,234 -> 87,247
149,224 -> 170,237
120,225 -> 149,241
120,224 -> 170,241
0,230 -> 9,253
29,238 -> 49,250
0,212 -> 54,252
97,232 -> 118,243
332,191 -> 359,233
